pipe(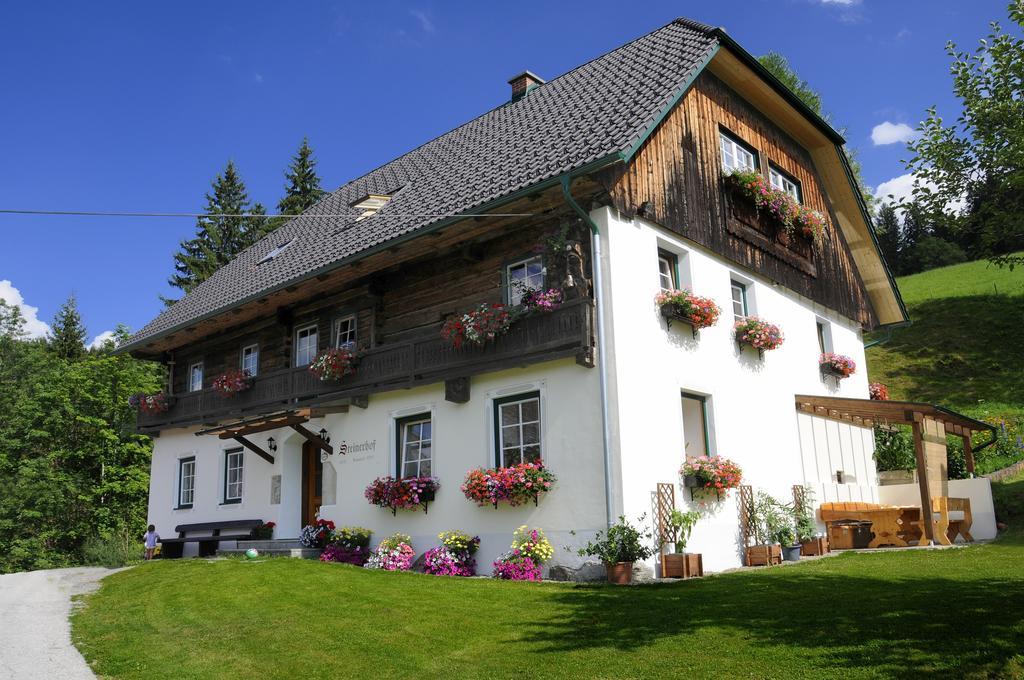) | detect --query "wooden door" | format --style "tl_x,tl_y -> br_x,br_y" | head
301,442 -> 323,527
